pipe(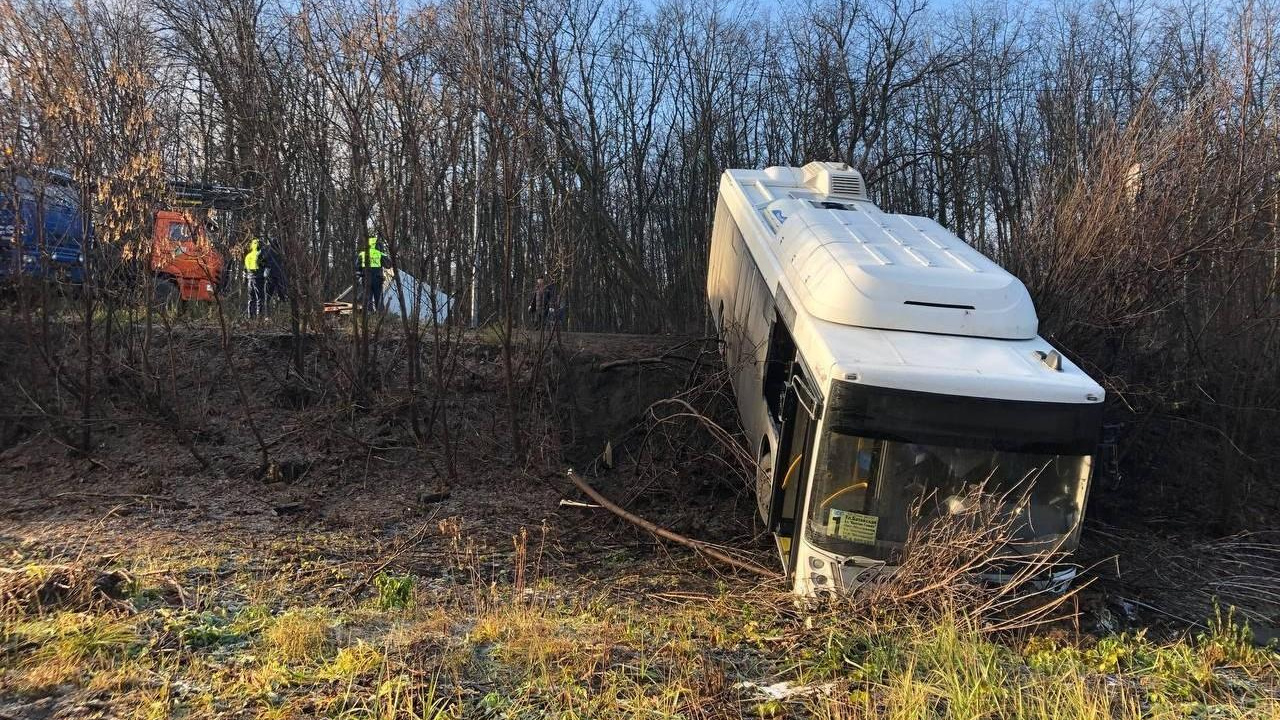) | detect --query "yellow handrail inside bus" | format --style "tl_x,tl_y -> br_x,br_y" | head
781,454 -> 804,490
822,482 -> 868,509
